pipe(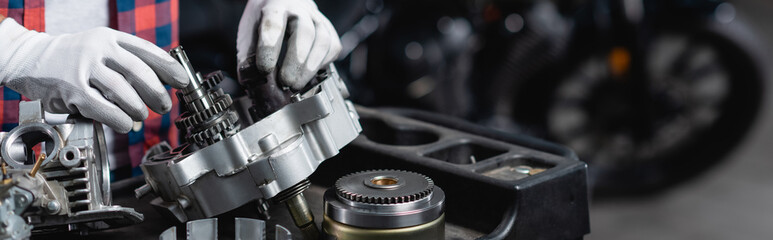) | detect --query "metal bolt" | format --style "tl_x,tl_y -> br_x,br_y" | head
134,184 -> 152,199
177,197 -> 191,209
256,198 -> 271,220
46,201 -> 60,214
513,165 -> 532,175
